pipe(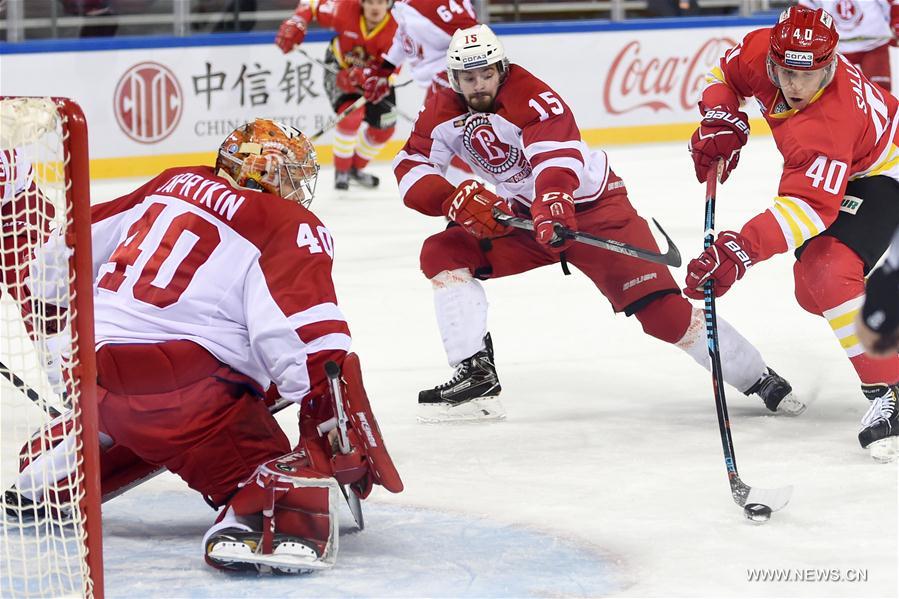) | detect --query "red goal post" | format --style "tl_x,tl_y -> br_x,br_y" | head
0,97 -> 103,598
